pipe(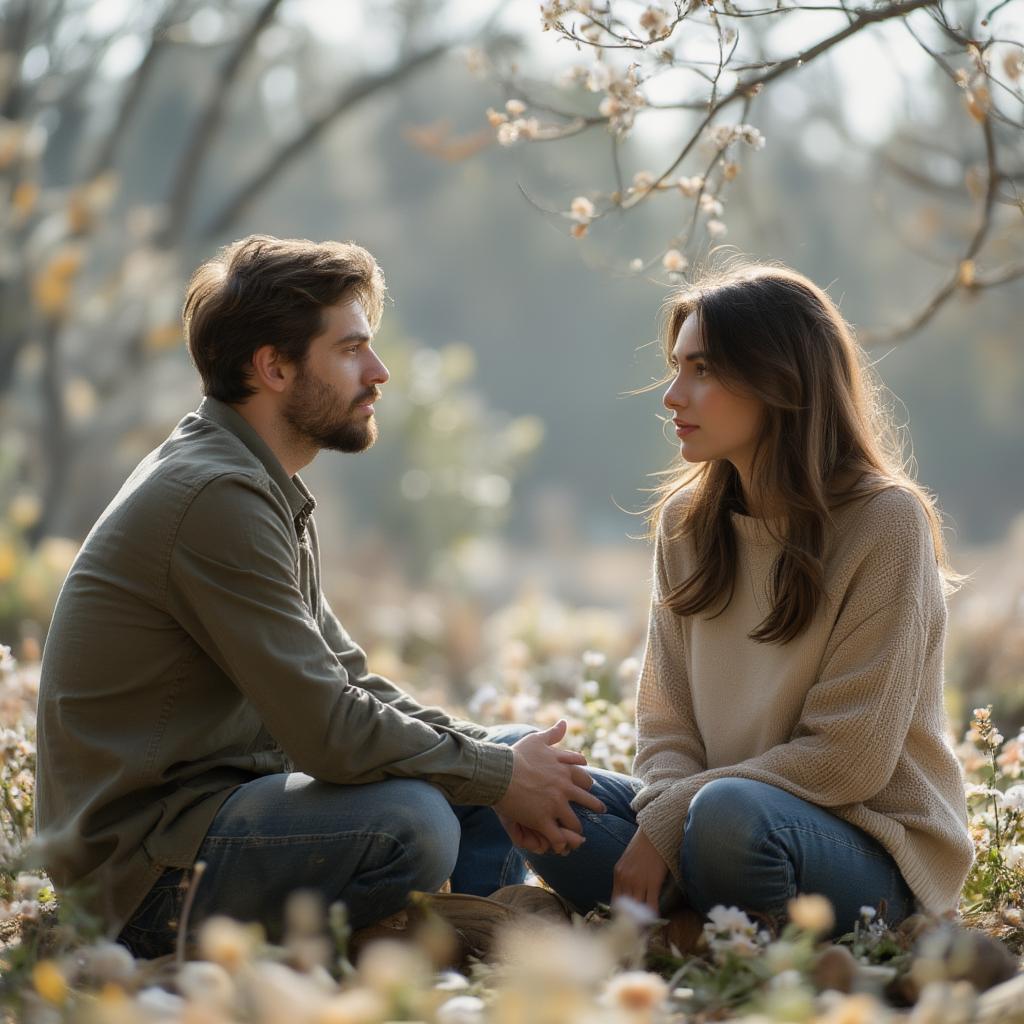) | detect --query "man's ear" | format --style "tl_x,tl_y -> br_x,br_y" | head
250,345 -> 292,394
